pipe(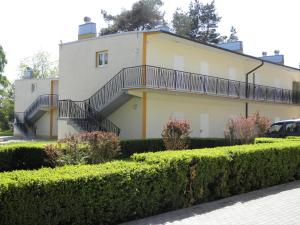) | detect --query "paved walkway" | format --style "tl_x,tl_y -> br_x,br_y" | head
122,181 -> 300,225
